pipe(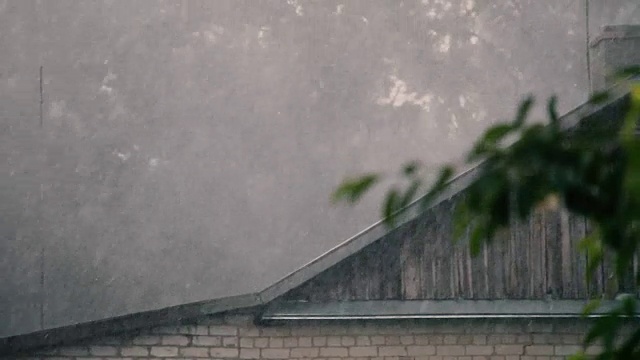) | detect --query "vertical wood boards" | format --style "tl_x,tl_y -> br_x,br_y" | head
400,223 -> 420,299
585,220 -> 604,298
569,213 -> 588,298
281,198 -> 620,302
490,227 -> 508,299
545,208 -> 563,298
366,241 -> 383,300
420,217 -> 437,299
434,200 -> 453,299
560,208 -> 574,298
380,232 -> 401,300
529,208 -> 545,298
